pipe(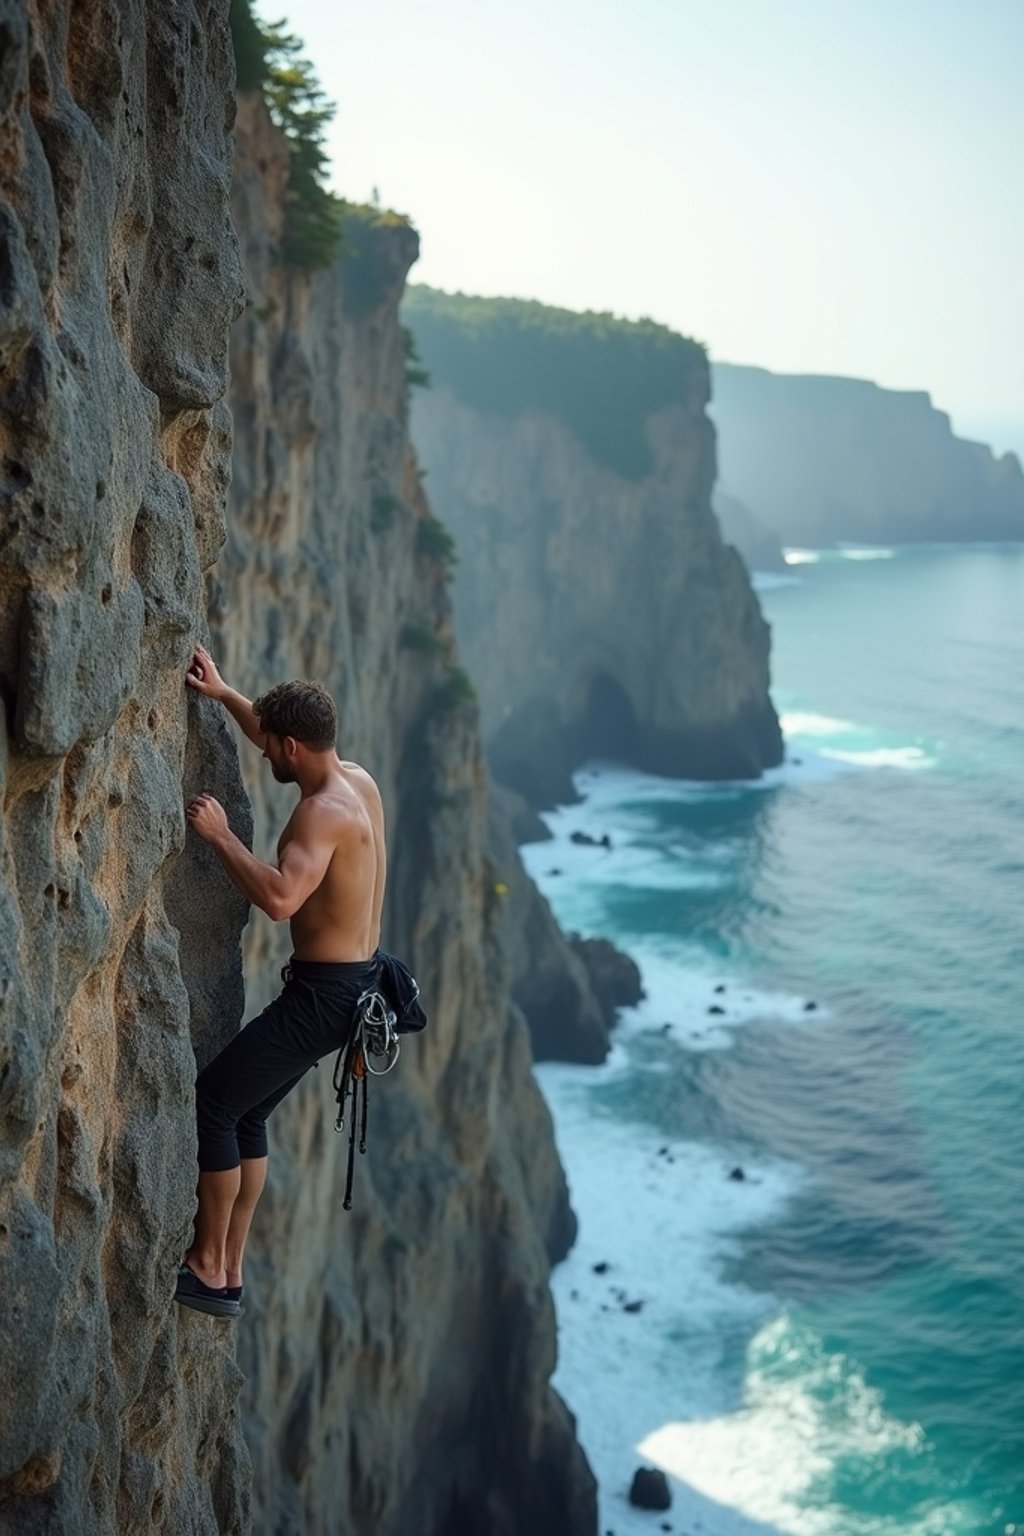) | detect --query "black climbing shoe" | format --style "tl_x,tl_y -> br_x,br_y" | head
225,1285 -> 244,1309
174,1263 -> 241,1318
